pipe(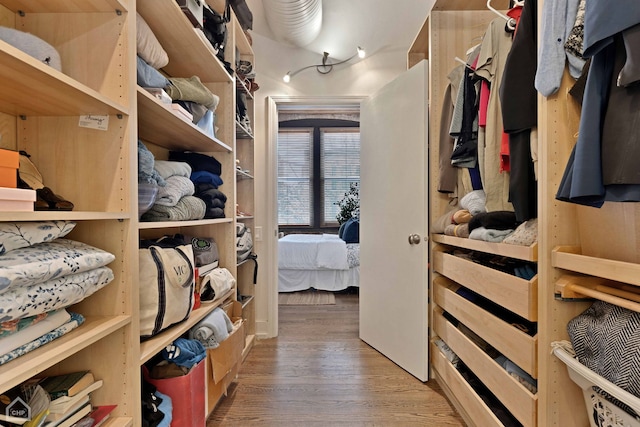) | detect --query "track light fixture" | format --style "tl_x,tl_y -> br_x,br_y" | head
283,46 -> 366,83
